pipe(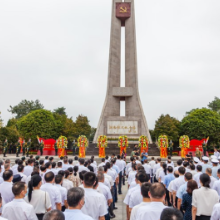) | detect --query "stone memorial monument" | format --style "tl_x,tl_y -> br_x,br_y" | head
93,0 -> 152,143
